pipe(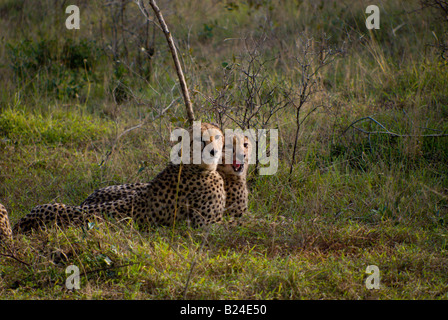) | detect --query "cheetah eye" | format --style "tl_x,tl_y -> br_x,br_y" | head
244,143 -> 249,148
